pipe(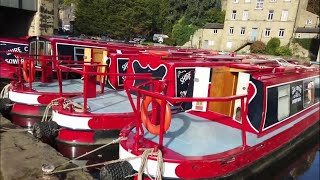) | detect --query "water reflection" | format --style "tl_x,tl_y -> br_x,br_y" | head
250,136 -> 319,180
